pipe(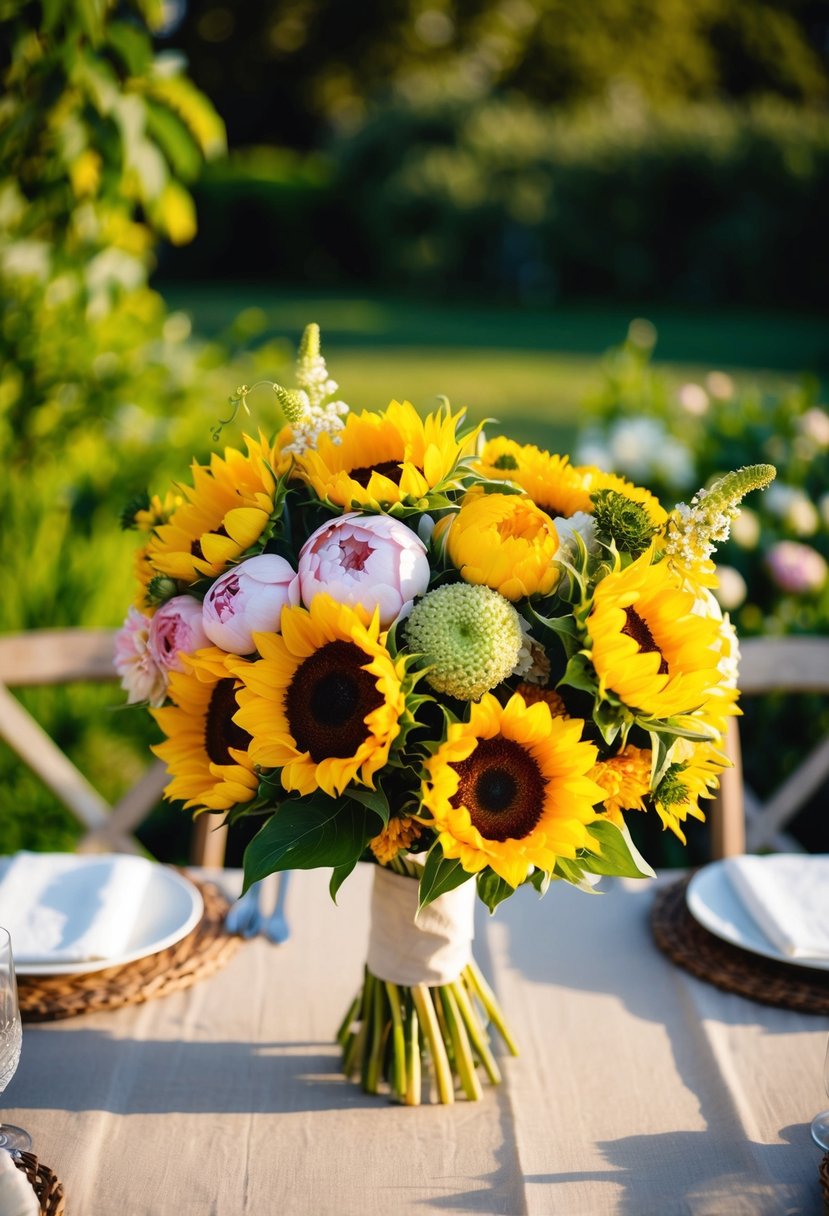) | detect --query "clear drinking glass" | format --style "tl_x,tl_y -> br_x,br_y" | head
0,927 -> 31,1153
810,1035 -> 829,1151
